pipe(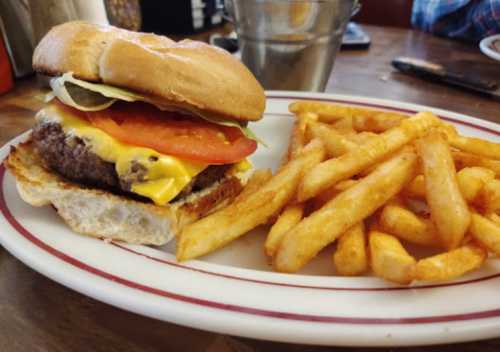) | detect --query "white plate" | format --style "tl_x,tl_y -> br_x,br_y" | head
0,92 -> 500,347
480,34 -> 500,61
